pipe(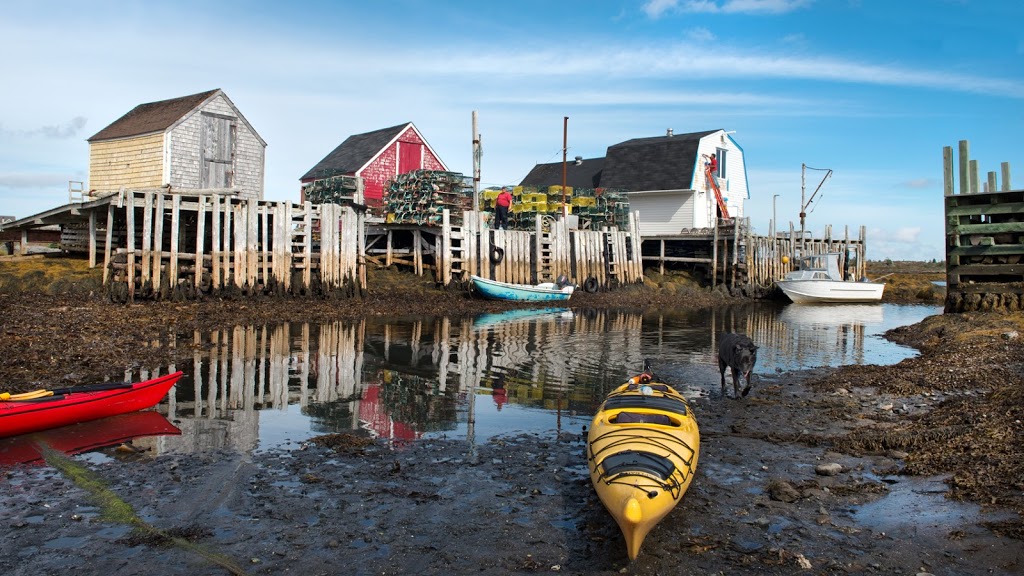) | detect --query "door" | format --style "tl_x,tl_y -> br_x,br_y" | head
398,140 -> 422,175
202,113 -> 236,189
